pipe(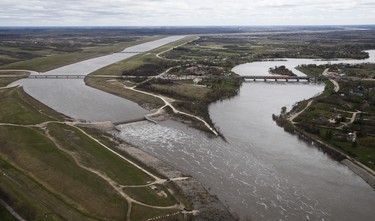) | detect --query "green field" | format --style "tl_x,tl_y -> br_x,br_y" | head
292,66 -> 375,170
90,36 -> 197,77
0,36 -> 162,72
84,77 -> 164,109
0,205 -> 18,221
0,71 -> 30,87
0,86 -> 187,220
